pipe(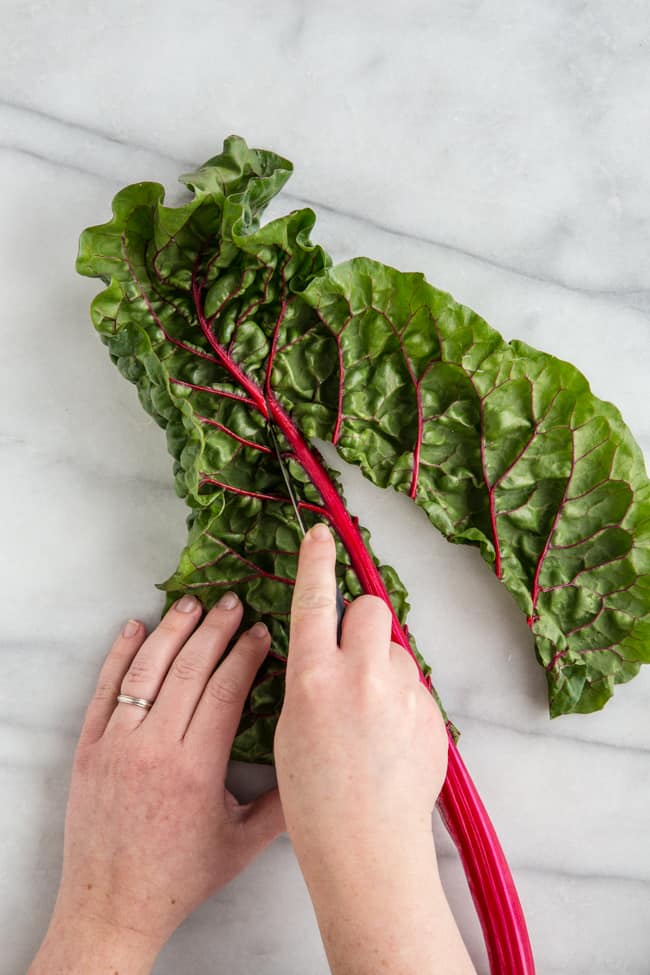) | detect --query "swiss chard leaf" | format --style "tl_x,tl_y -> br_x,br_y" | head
77,134 -> 650,724
76,137 -> 432,762
282,262 -> 650,716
